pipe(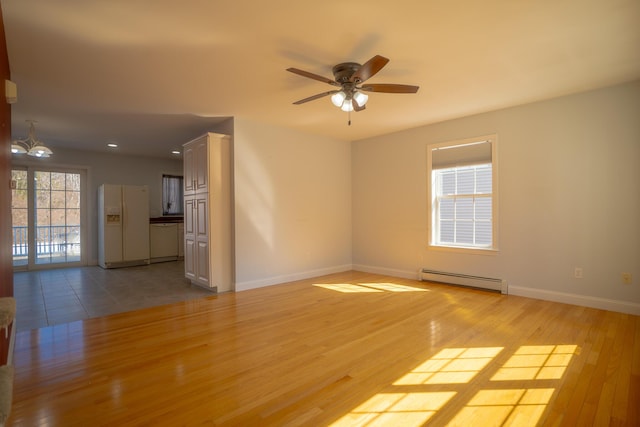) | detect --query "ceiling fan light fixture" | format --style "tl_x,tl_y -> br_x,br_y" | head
353,91 -> 368,107
340,99 -> 354,112
331,91 -> 346,107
